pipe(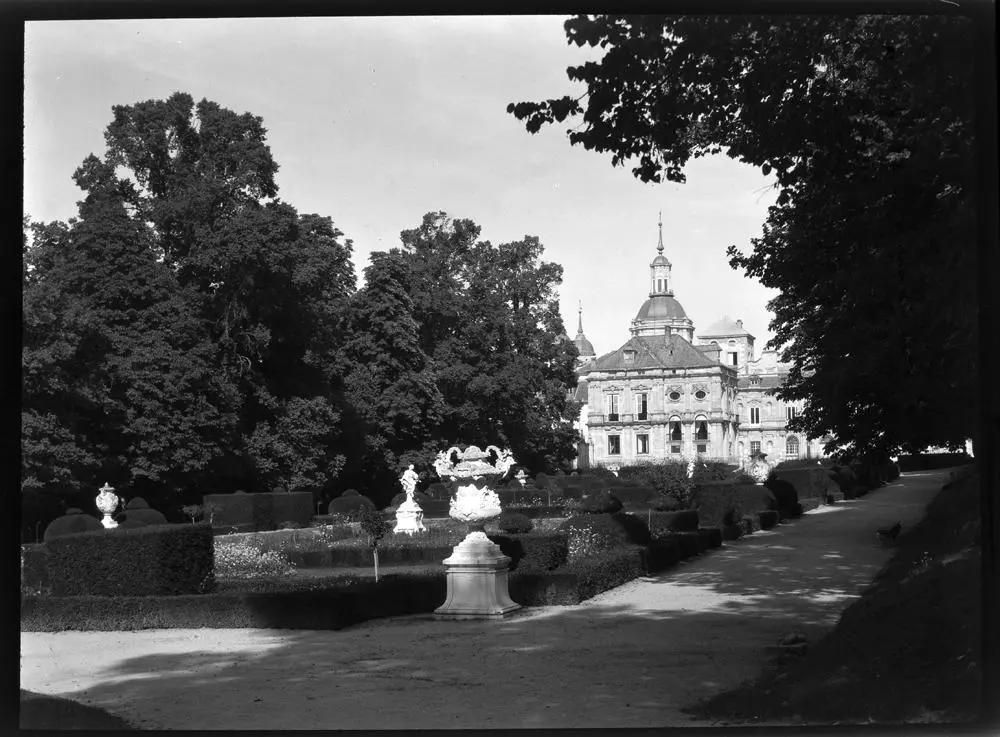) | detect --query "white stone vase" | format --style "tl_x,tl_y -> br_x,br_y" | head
95,482 -> 119,529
